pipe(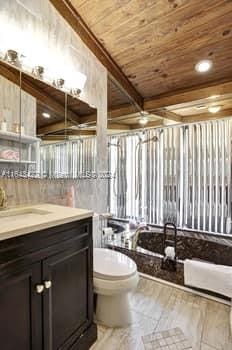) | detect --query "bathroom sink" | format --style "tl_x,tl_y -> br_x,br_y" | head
0,208 -> 51,218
